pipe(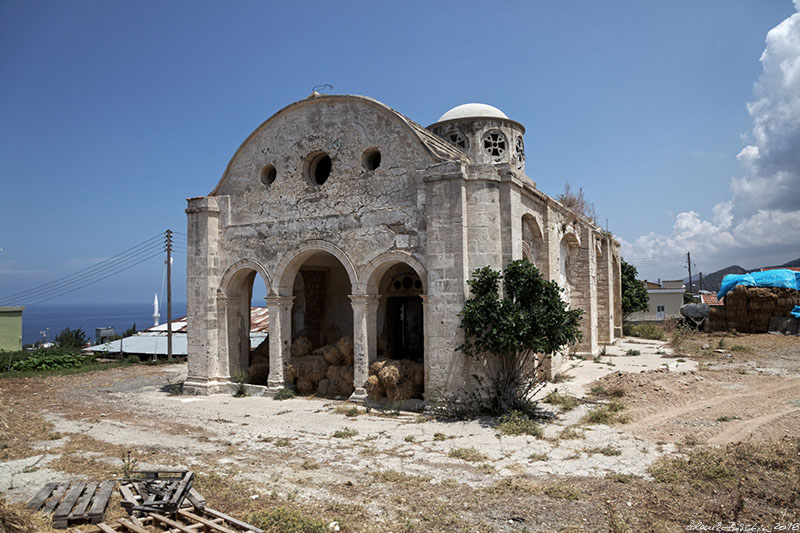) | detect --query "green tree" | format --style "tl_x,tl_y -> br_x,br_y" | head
621,259 -> 649,321
55,327 -> 88,349
459,260 -> 583,415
